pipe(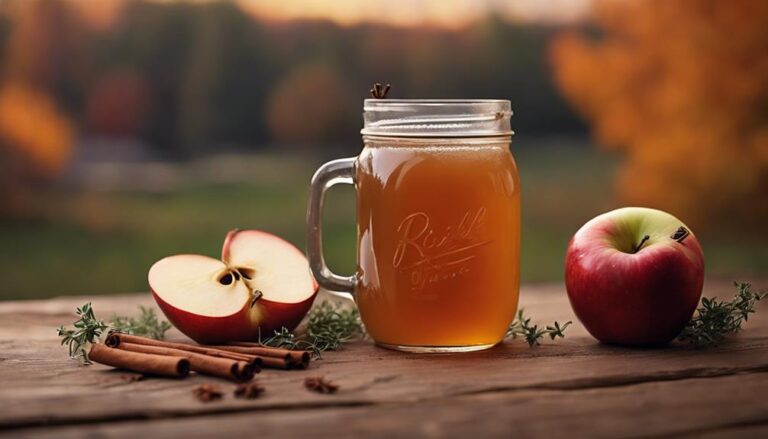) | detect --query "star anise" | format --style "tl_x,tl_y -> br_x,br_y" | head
369,82 -> 391,99
304,376 -> 339,394
234,382 -> 265,399
193,384 -> 223,402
